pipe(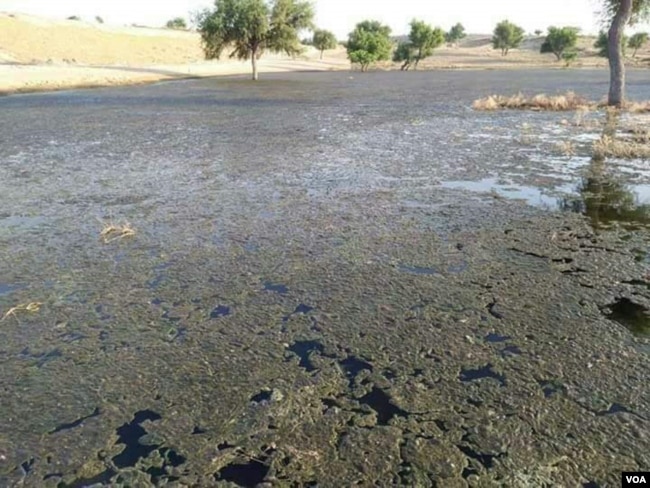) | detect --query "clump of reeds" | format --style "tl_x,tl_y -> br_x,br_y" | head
1,302 -> 42,322
99,221 -> 136,244
472,91 -> 592,111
